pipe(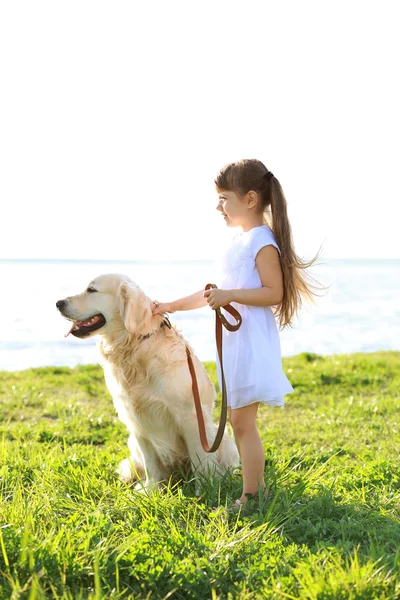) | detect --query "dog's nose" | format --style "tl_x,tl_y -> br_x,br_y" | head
56,299 -> 66,310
